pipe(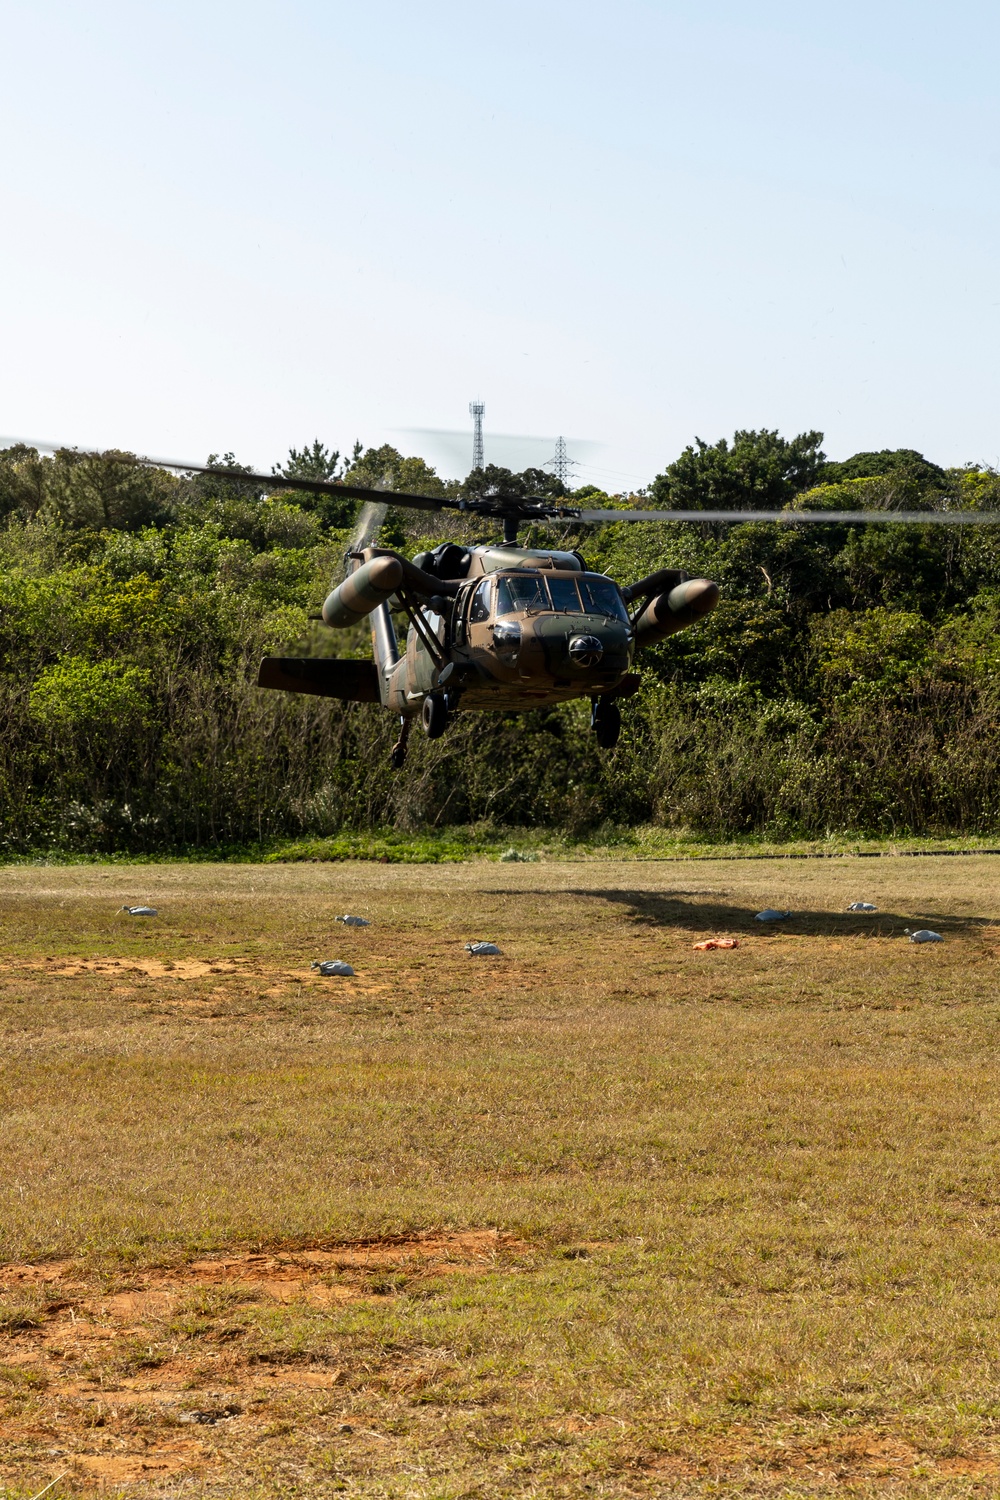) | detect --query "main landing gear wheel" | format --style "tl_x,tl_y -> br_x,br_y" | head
592,697 -> 621,749
421,692 -> 449,739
